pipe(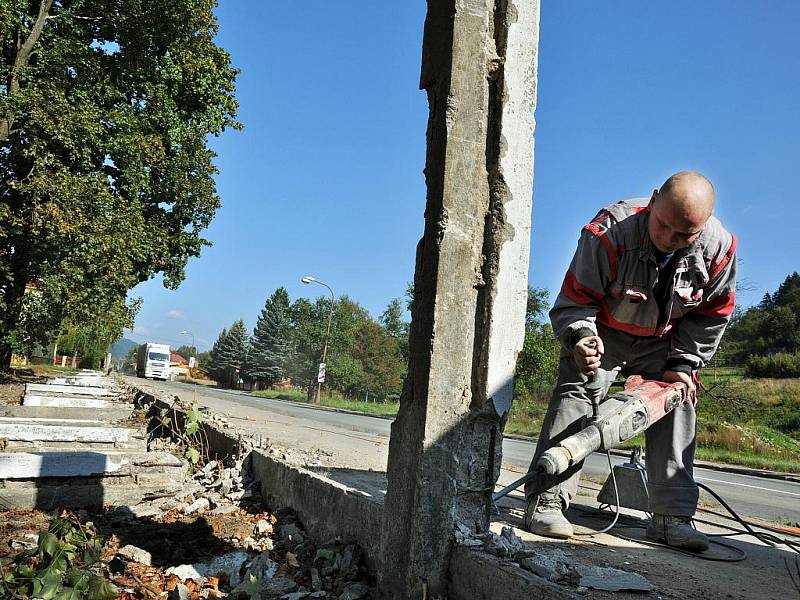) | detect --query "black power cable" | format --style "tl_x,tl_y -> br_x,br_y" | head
571,452 -> 799,565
